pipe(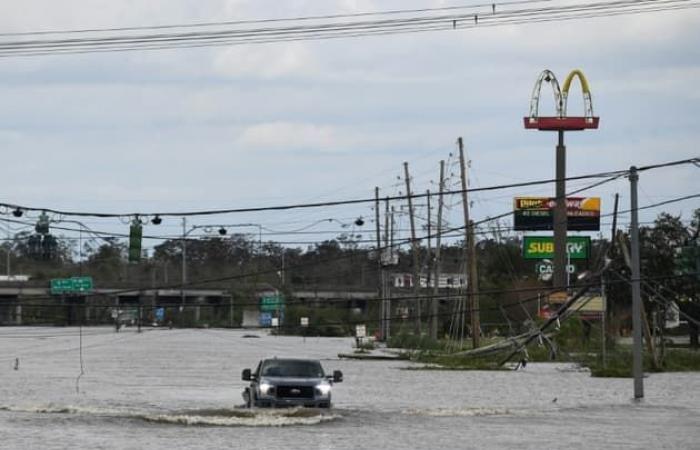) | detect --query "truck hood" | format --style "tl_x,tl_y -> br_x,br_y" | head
260,377 -> 326,385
